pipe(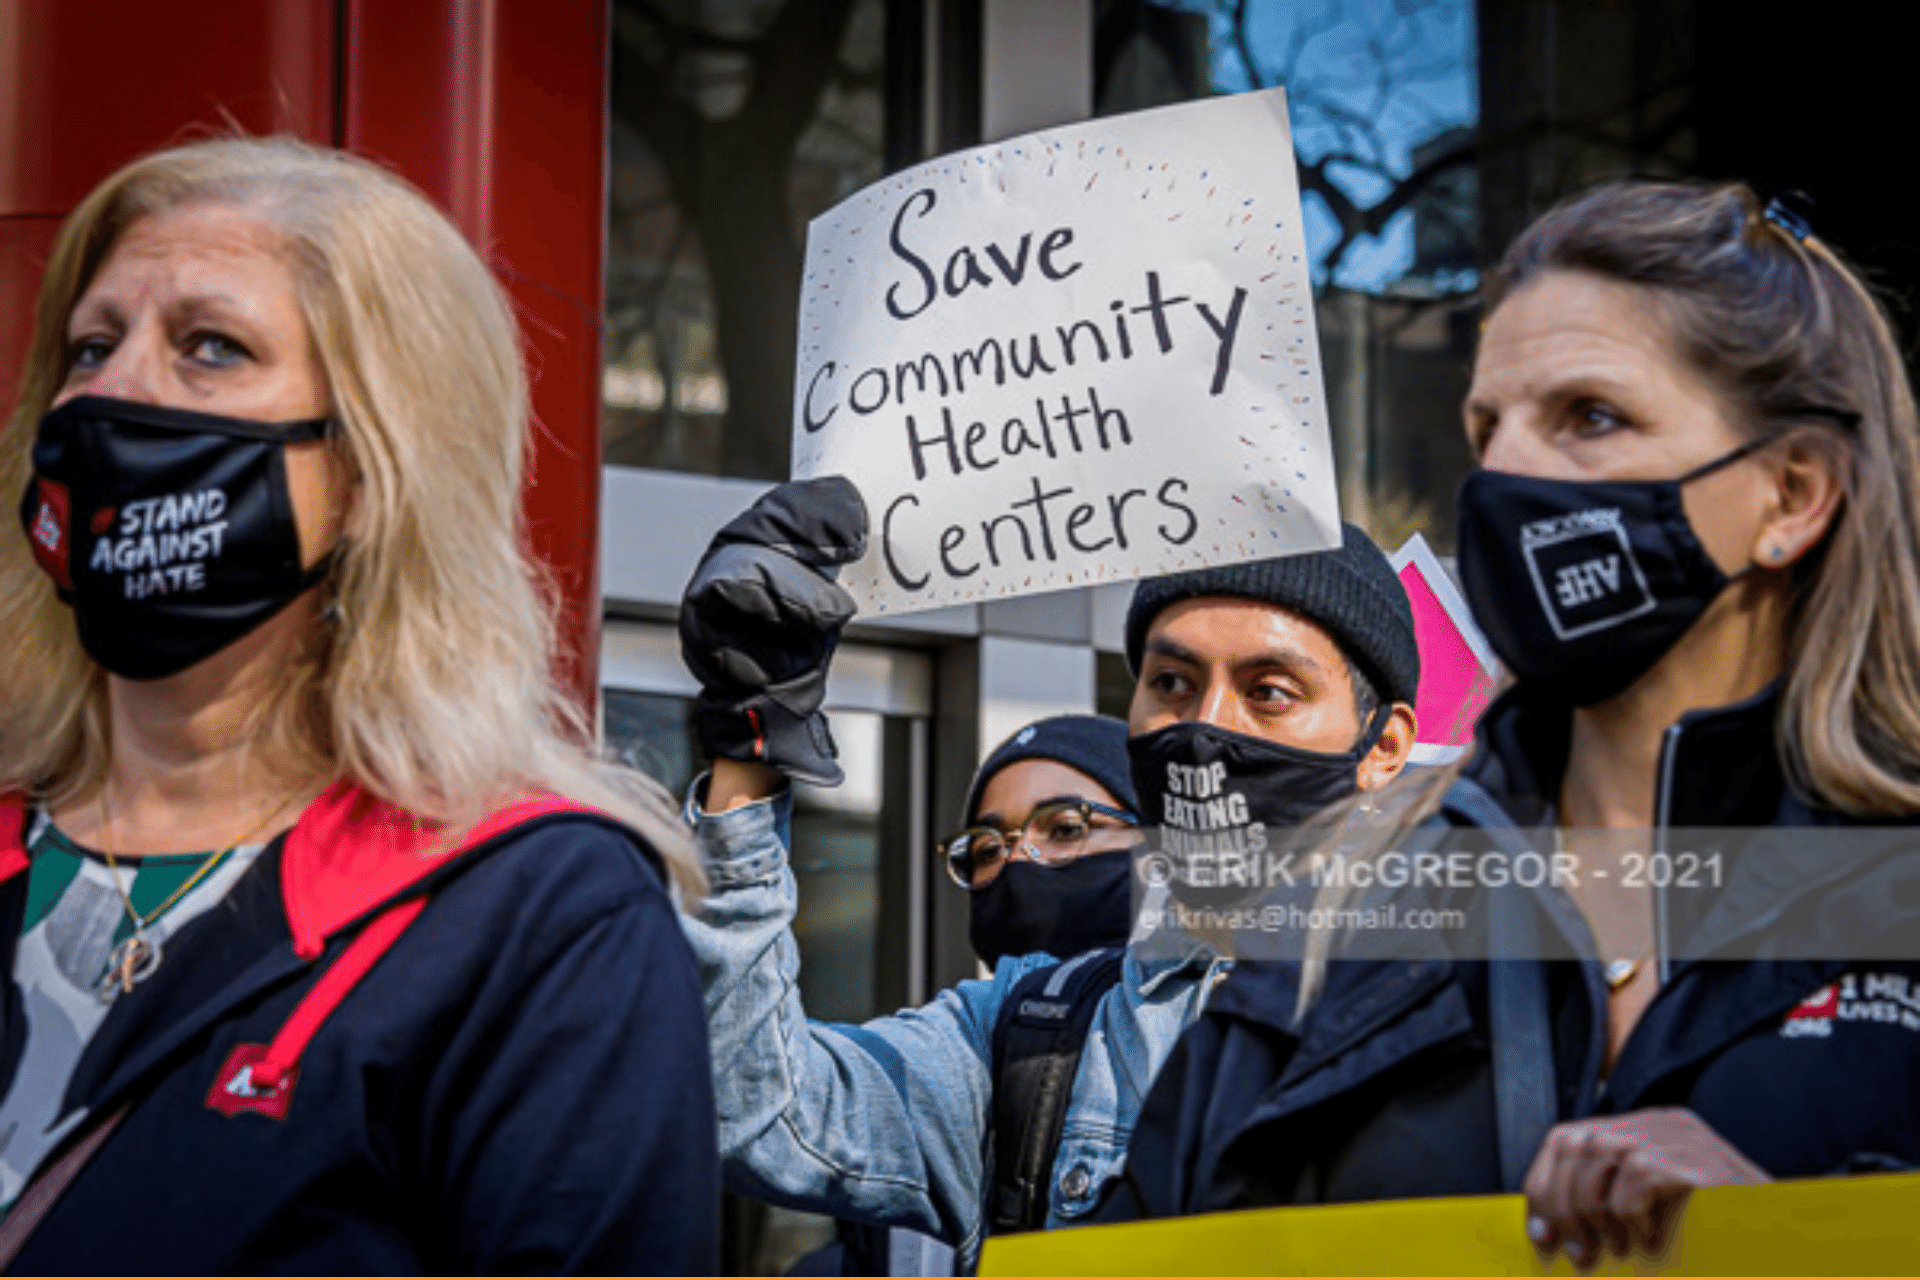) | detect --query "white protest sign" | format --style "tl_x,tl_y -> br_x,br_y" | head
791,88 -> 1340,616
